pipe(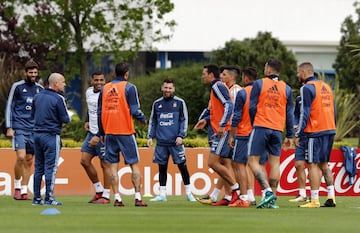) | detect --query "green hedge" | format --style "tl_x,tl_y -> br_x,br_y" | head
0,138 -> 355,149
0,137 -> 210,148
